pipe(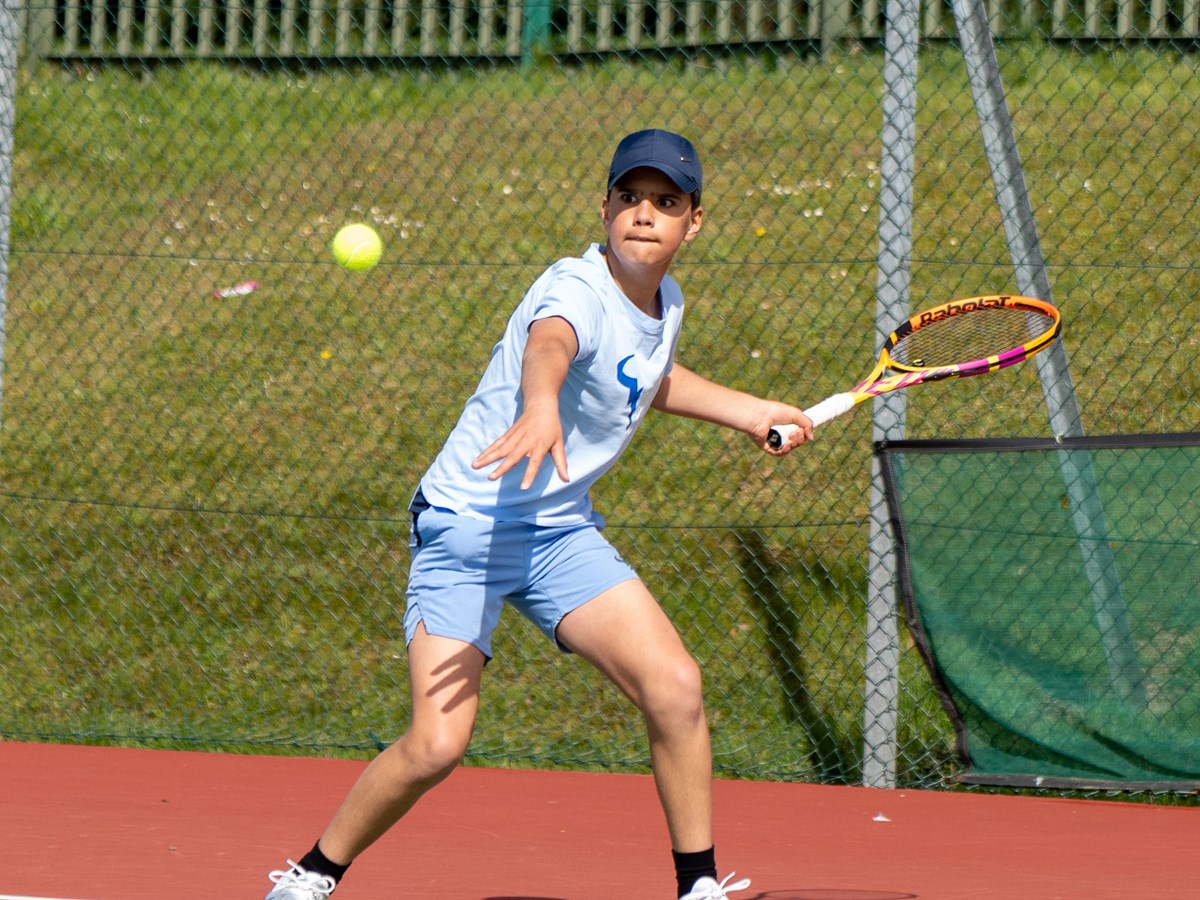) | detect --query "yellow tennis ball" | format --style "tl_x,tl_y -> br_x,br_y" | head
332,223 -> 382,271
